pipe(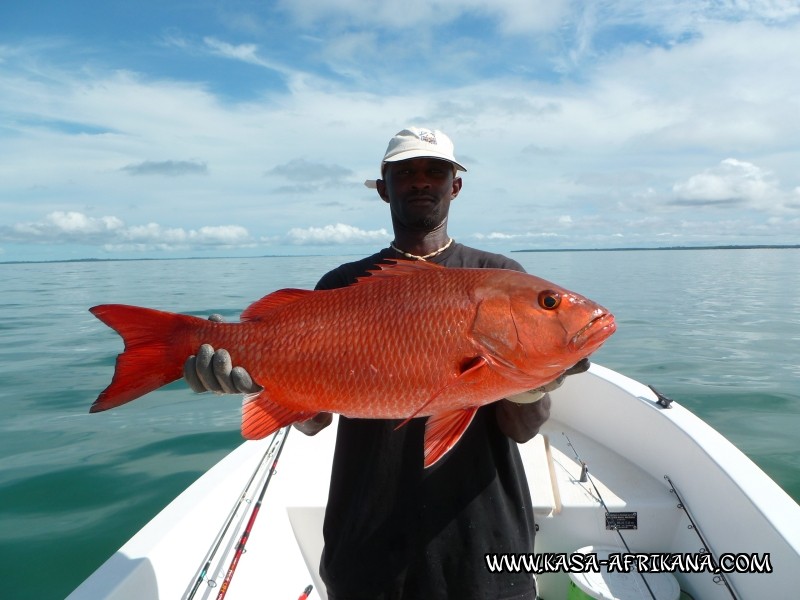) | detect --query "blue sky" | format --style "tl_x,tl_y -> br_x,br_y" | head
1,1 -> 799,262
